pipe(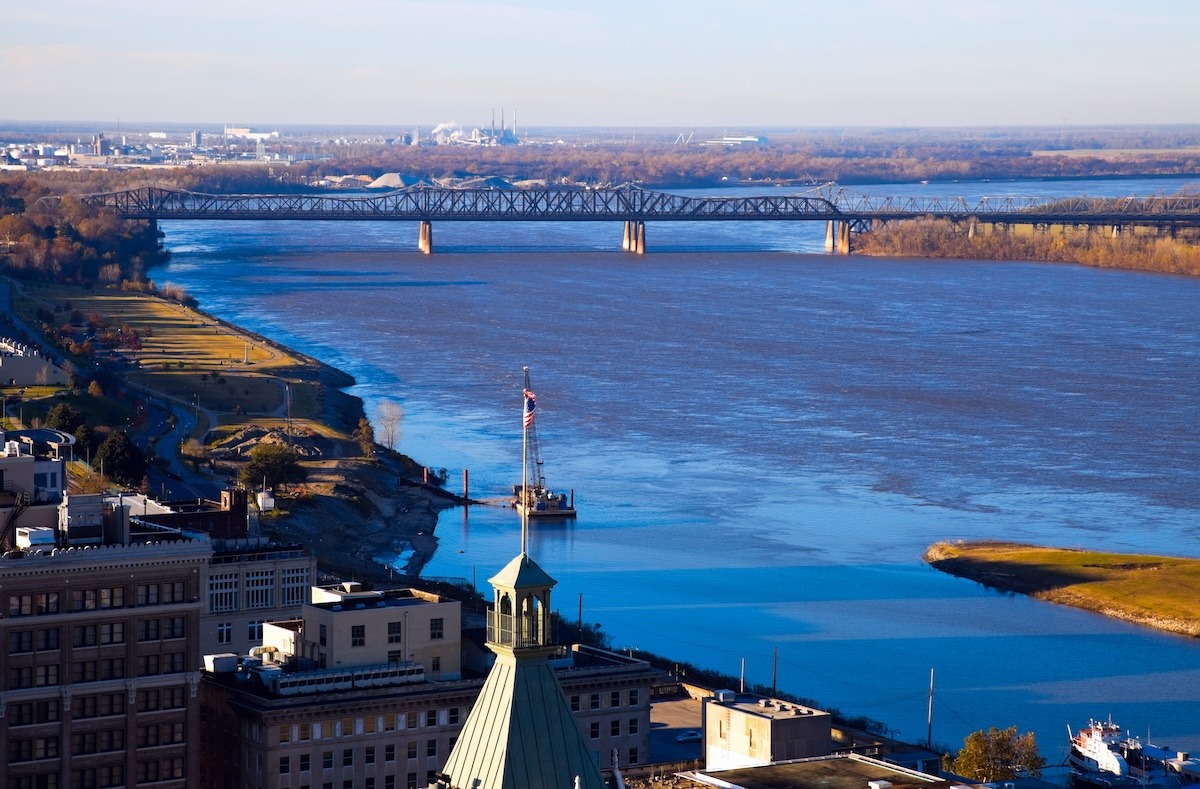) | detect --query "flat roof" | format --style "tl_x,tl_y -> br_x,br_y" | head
687,754 -> 948,789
